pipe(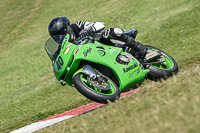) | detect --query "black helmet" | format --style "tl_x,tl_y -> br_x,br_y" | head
48,16 -> 73,37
